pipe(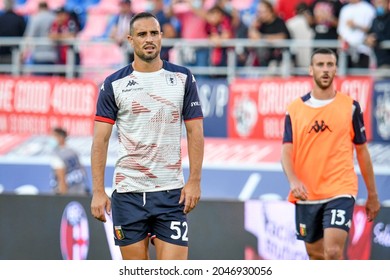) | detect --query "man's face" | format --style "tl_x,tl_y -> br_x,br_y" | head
128,17 -> 162,62
310,54 -> 337,90
56,11 -> 68,24
257,3 -> 273,23
207,9 -> 223,25
374,0 -> 388,10
119,2 -> 132,14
